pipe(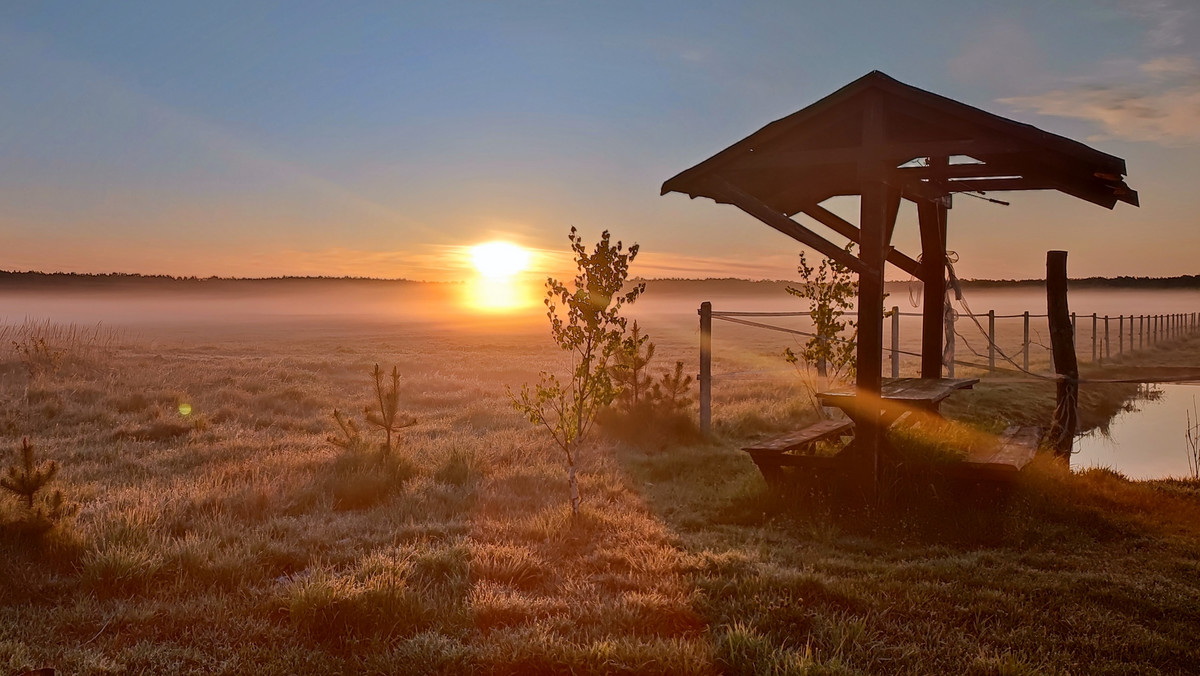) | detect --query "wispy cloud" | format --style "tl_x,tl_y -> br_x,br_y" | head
1114,0 -> 1193,48
999,56 -> 1200,146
